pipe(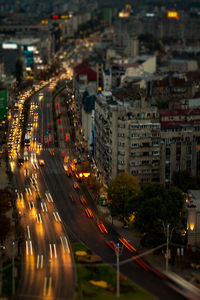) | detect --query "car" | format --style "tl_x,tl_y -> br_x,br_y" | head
45,191 -> 53,202
97,220 -> 108,233
80,196 -> 87,205
39,159 -> 45,166
69,194 -> 76,203
36,213 -> 42,224
73,182 -> 79,190
85,208 -> 94,218
17,158 -> 24,166
53,211 -> 61,222
28,201 -> 34,210
63,163 -> 68,172
41,200 -> 48,212
74,172 -> 83,182
105,241 -> 118,252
